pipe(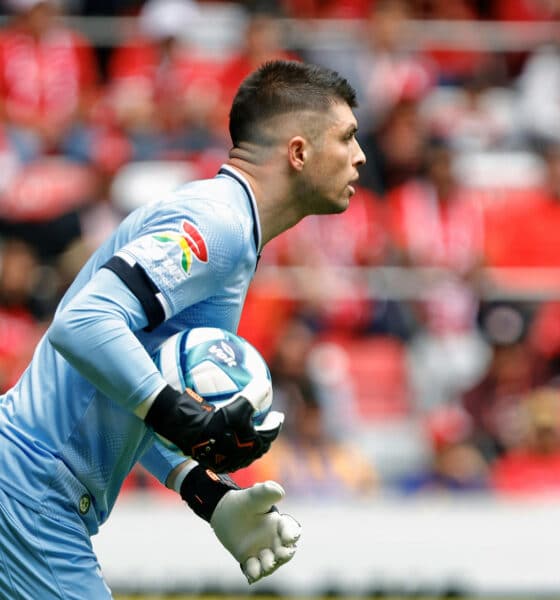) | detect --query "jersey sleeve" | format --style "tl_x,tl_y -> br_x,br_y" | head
48,268 -> 167,412
140,439 -> 194,488
103,207 -> 247,330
